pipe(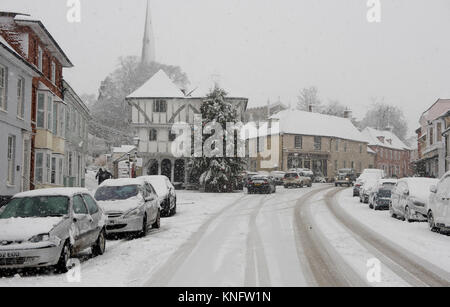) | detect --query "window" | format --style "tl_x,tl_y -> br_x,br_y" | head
295,136 -> 302,149
0,64 -> 7,111
35,152 -> 44,183
51,62 -> 56,84
59,104 -> 65,138
334,160 -> 338,171
344,142 -> 347,152
46,154 -> 51,184
153,100 -> 167,113
314,136 -> 321,151
335,139 -> 339,152
73,195 -> 88,214
351,161 -> 355,169
37,93 -> 45,128
47,94 -> 53,130
429,127 -> 434,146
7,135 -> 16,185
360,144 -> 363,154
37,47 -> 43,71
17,77 -> 24,118
51,156 -> 57,184
149,129 -> 157,141
437,123 -> 442,142
53,101 -> 58,134
343,161 -> 347,168
59,157 -> 63,185
82,194 -> 99,214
